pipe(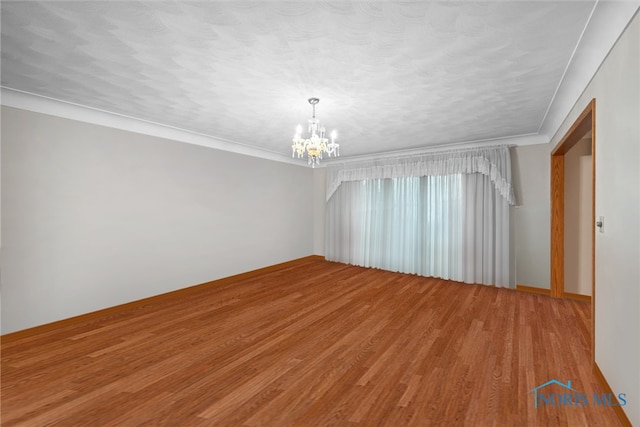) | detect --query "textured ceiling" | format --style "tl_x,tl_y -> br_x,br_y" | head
0,1 -> 611,161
